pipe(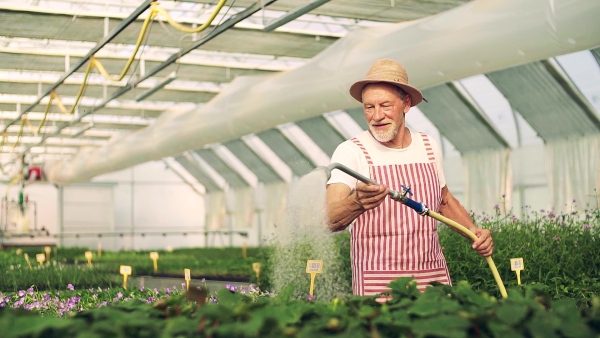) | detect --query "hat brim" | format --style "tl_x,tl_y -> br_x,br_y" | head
349,80 -> 423,106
